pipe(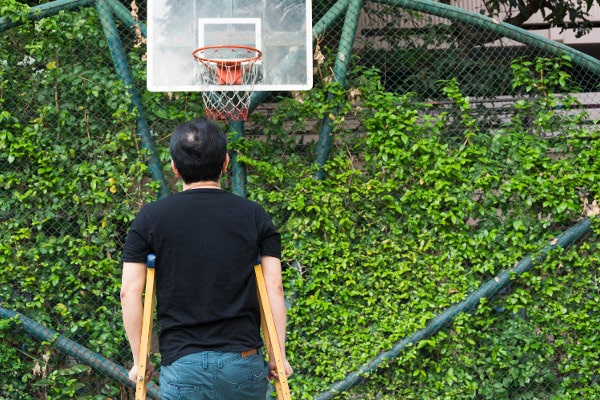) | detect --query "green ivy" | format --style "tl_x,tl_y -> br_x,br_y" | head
239,61 -> 599,398
0,7 -> 159,396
